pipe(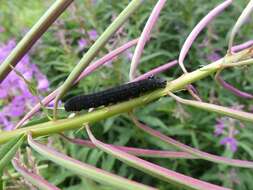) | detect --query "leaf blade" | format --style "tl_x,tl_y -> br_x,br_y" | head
27,134 -> 156,190
12,158 -> 60,190
86,125 -> 230,190
0,134 -> 25,172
